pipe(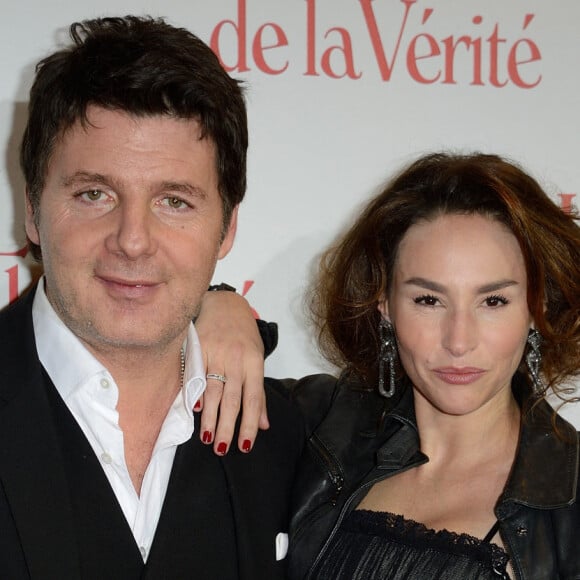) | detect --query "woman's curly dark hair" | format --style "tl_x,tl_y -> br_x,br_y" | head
311,152 -> 580,402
